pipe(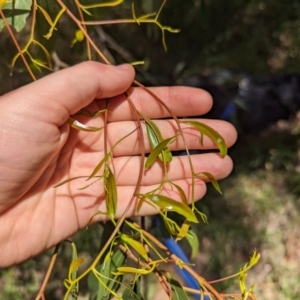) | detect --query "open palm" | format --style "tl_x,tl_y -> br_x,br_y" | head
0,62 -> 236,267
